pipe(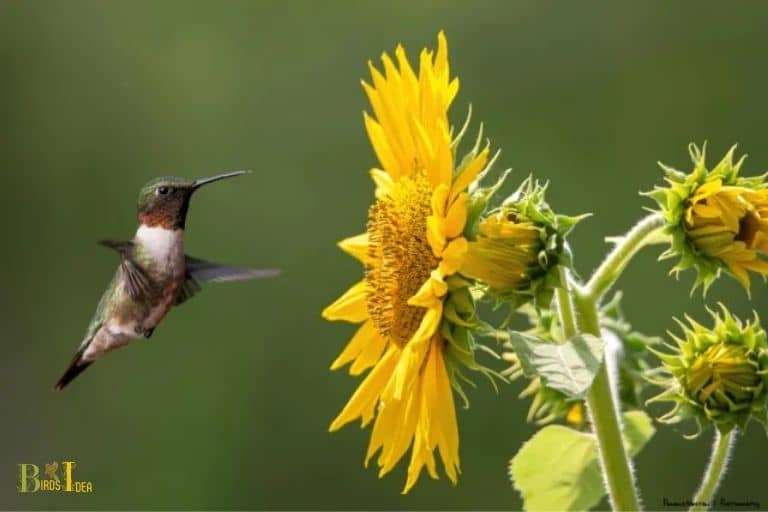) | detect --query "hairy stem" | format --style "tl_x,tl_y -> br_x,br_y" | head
573,289 -> 641,511
557,214 -> 669,510
558,266 -> 637,509
690,430 -> 735,512
555,266 -> 577,339
584,213 -> 665,300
